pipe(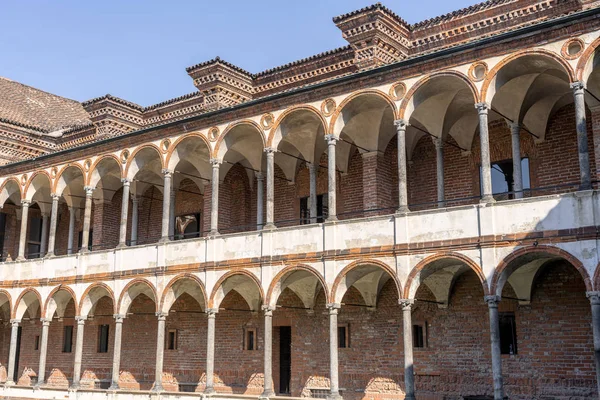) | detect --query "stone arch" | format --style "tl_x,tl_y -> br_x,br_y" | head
0,177 -> 23,207
398,70 -> 479,120
331,259 -> 402,306
268,105 -> 328,148
13,288 -> 42,320
215,120 -> 266,160
53,163 -> 86,194
209,270 -> 264,311
23,170 -> 52,201
89,154 -> 123,186
79,282 -> 117,317
329,89 -> 397,137
404,252 -> 488,305
124,144 -> 164,181
576,35 -> 600,82
159,273 -> 207,314
481,49 -> 576,104
0,290 -> 12,318
491,245 -> 592,300
266,264 -> 329,309
166,132 -> 212,170
117,279 -> 158,315
43,285 -> 78,319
